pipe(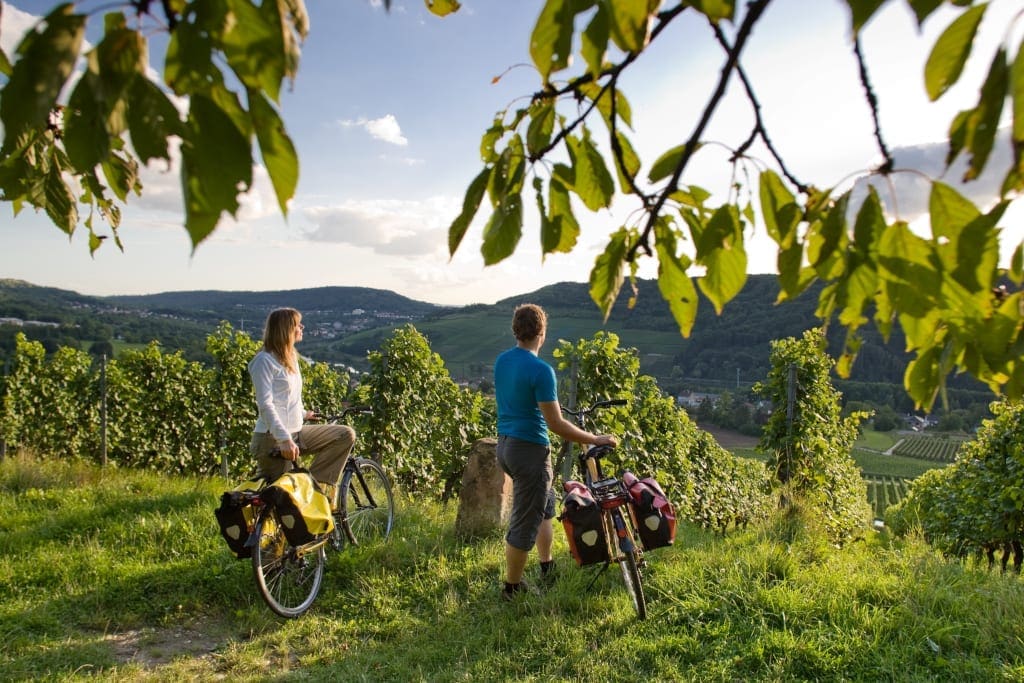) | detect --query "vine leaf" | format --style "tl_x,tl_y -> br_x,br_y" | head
925,3 -> 987,101
590,227 -> 630,321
